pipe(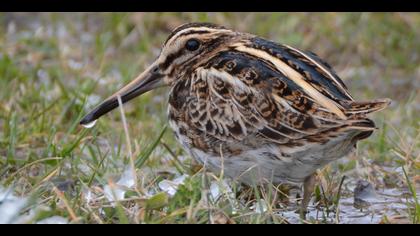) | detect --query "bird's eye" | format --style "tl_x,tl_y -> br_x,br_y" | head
185,39 -> 200,51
